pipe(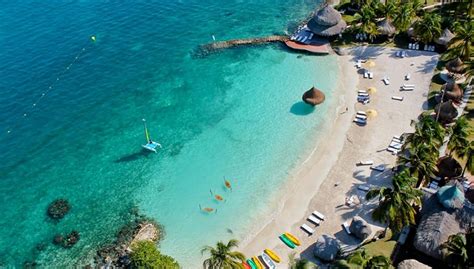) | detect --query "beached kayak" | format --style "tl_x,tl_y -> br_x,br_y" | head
261,253 -> 277,269
284,232 -> 301,246
264,248 -> 281,263
252,256 -> 264,269
247,259 -> 257,269
279,234 -> 296,249
242,261 -> 251,269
